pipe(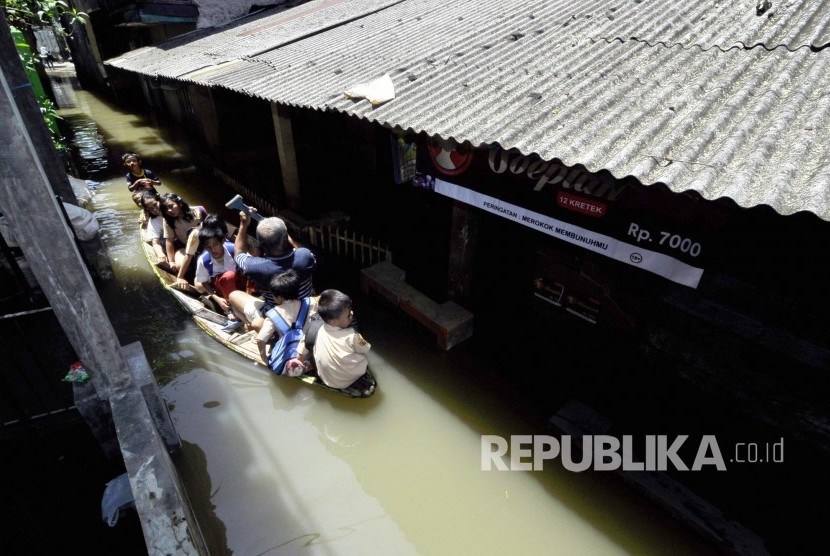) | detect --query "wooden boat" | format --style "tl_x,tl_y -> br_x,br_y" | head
140,225 -> 377,398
